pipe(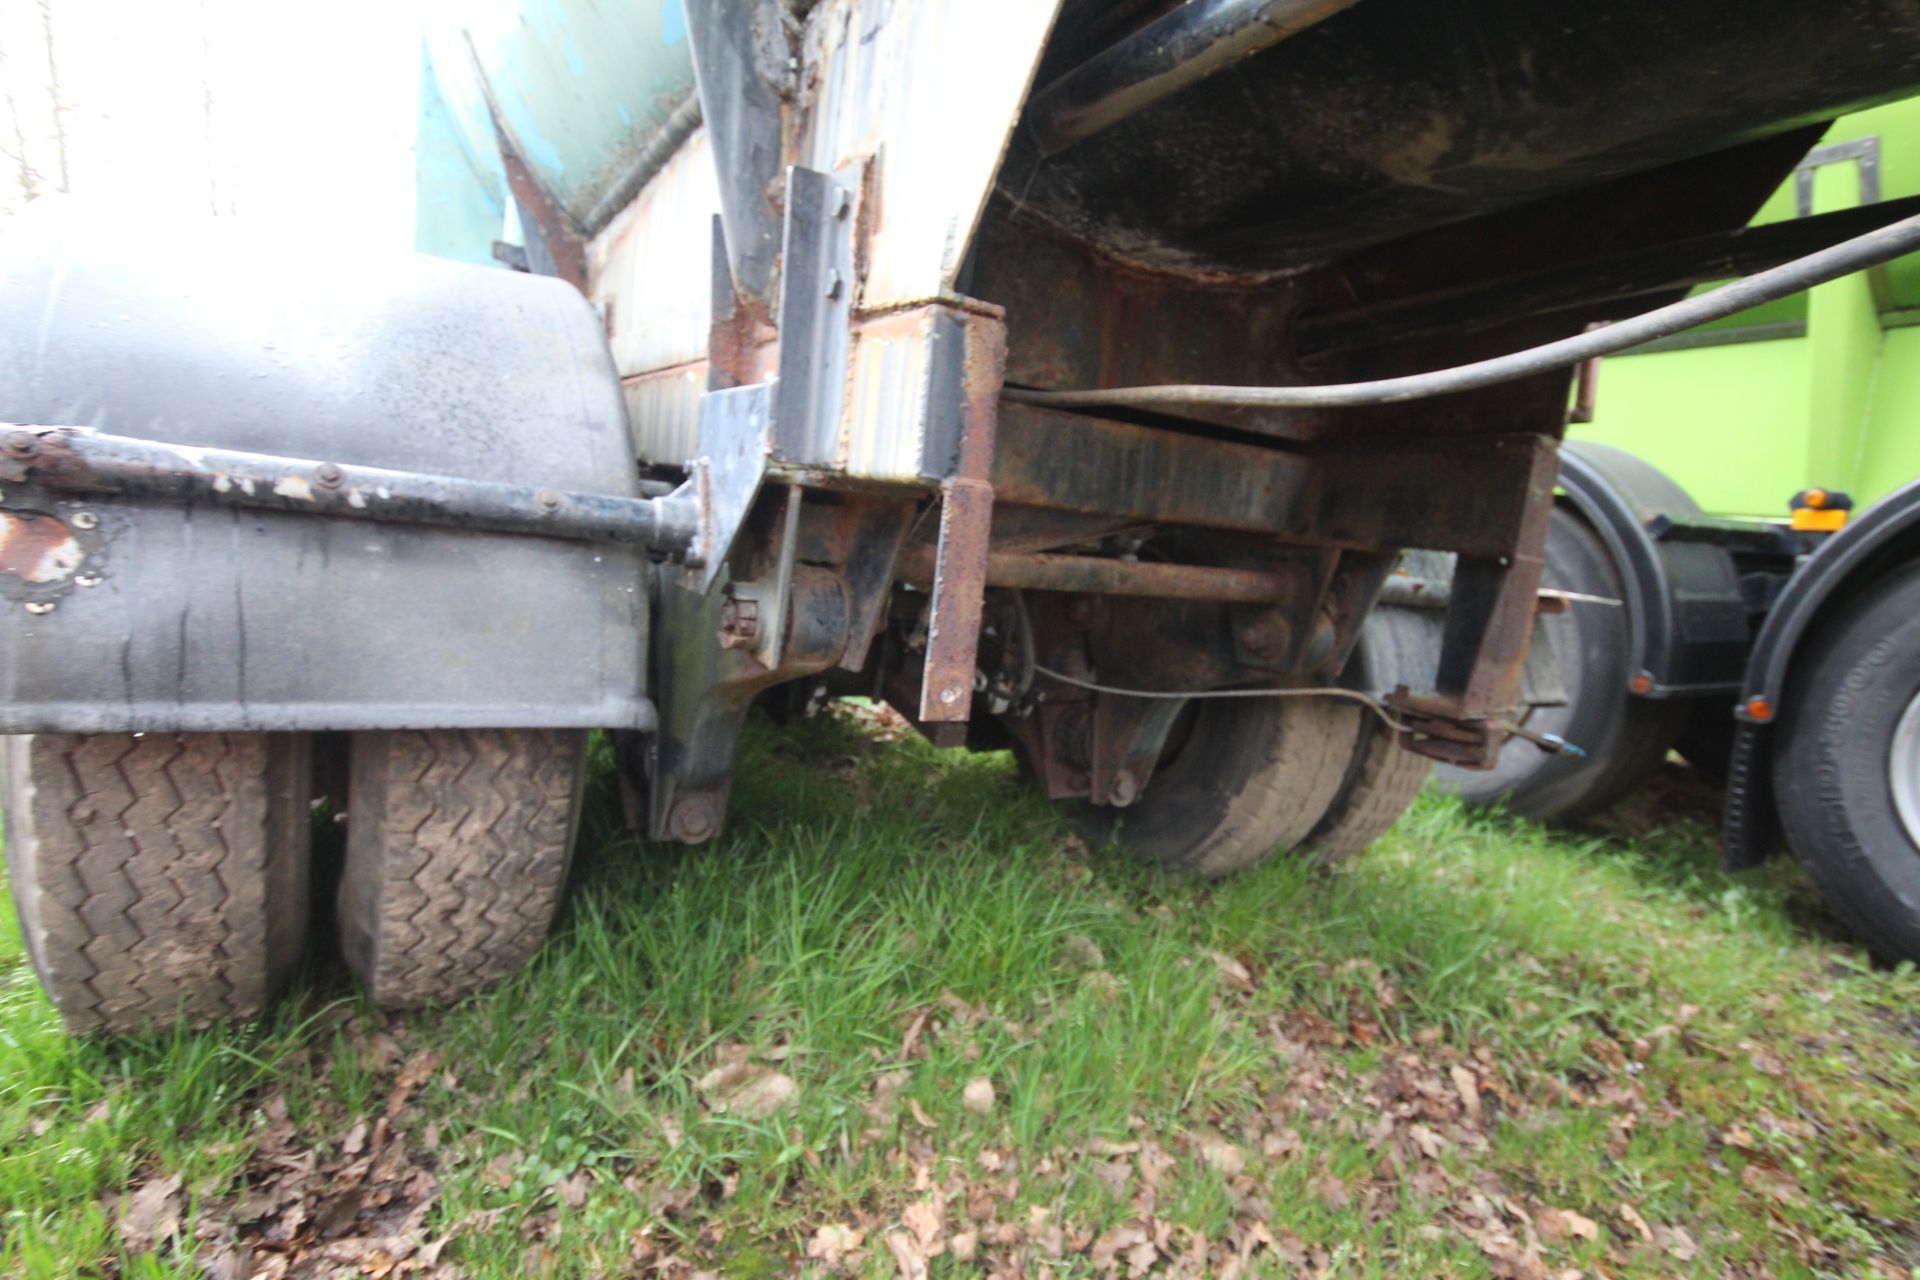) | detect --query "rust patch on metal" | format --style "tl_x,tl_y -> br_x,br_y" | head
0,511 -> 83,585
894,546 -> 1290,604
918,477 -> 995,722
